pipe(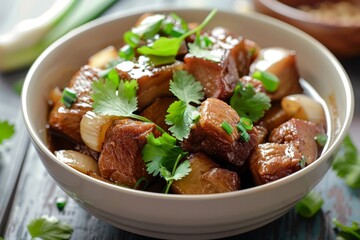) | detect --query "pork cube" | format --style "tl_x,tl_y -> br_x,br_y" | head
48,65 -> 100,143
171,153 -> 240,194
98,119 -> 158,188
182,98 -> 258,168
249,142 -> 303,185
116,57 -> 183,110
269,118 -> 325,164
